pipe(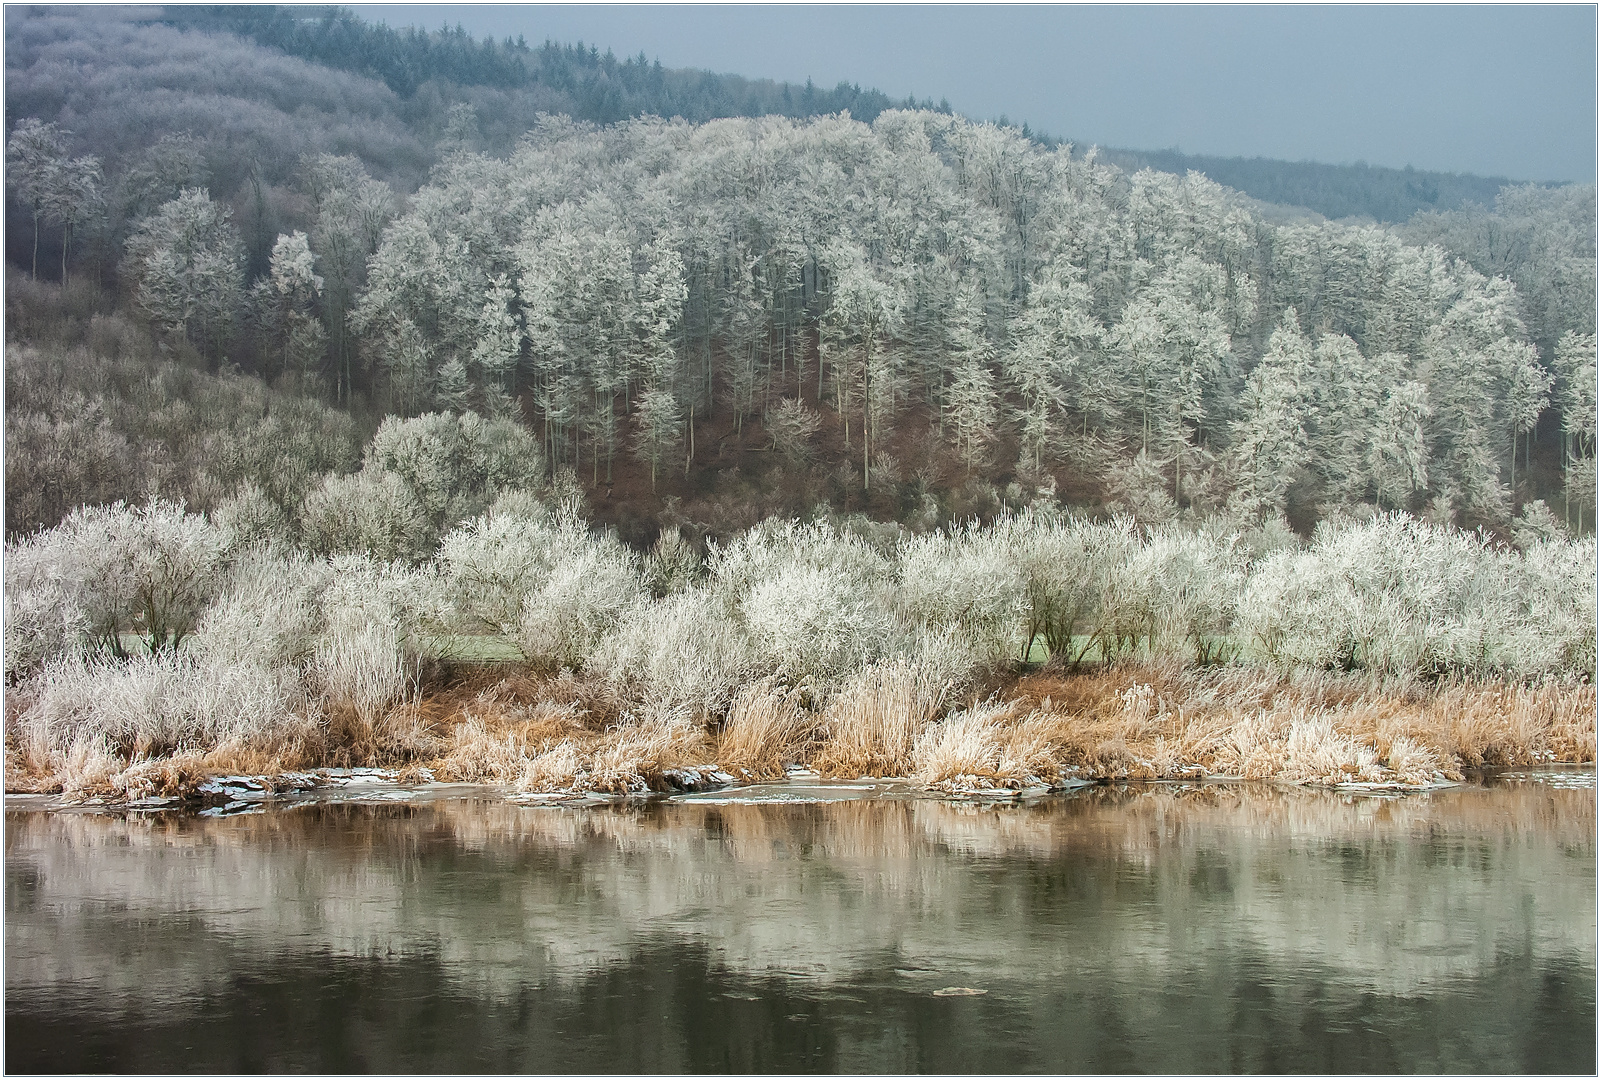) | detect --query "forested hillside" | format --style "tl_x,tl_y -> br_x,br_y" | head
6,5 -> 1596,800
5,5 -> 1596,548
